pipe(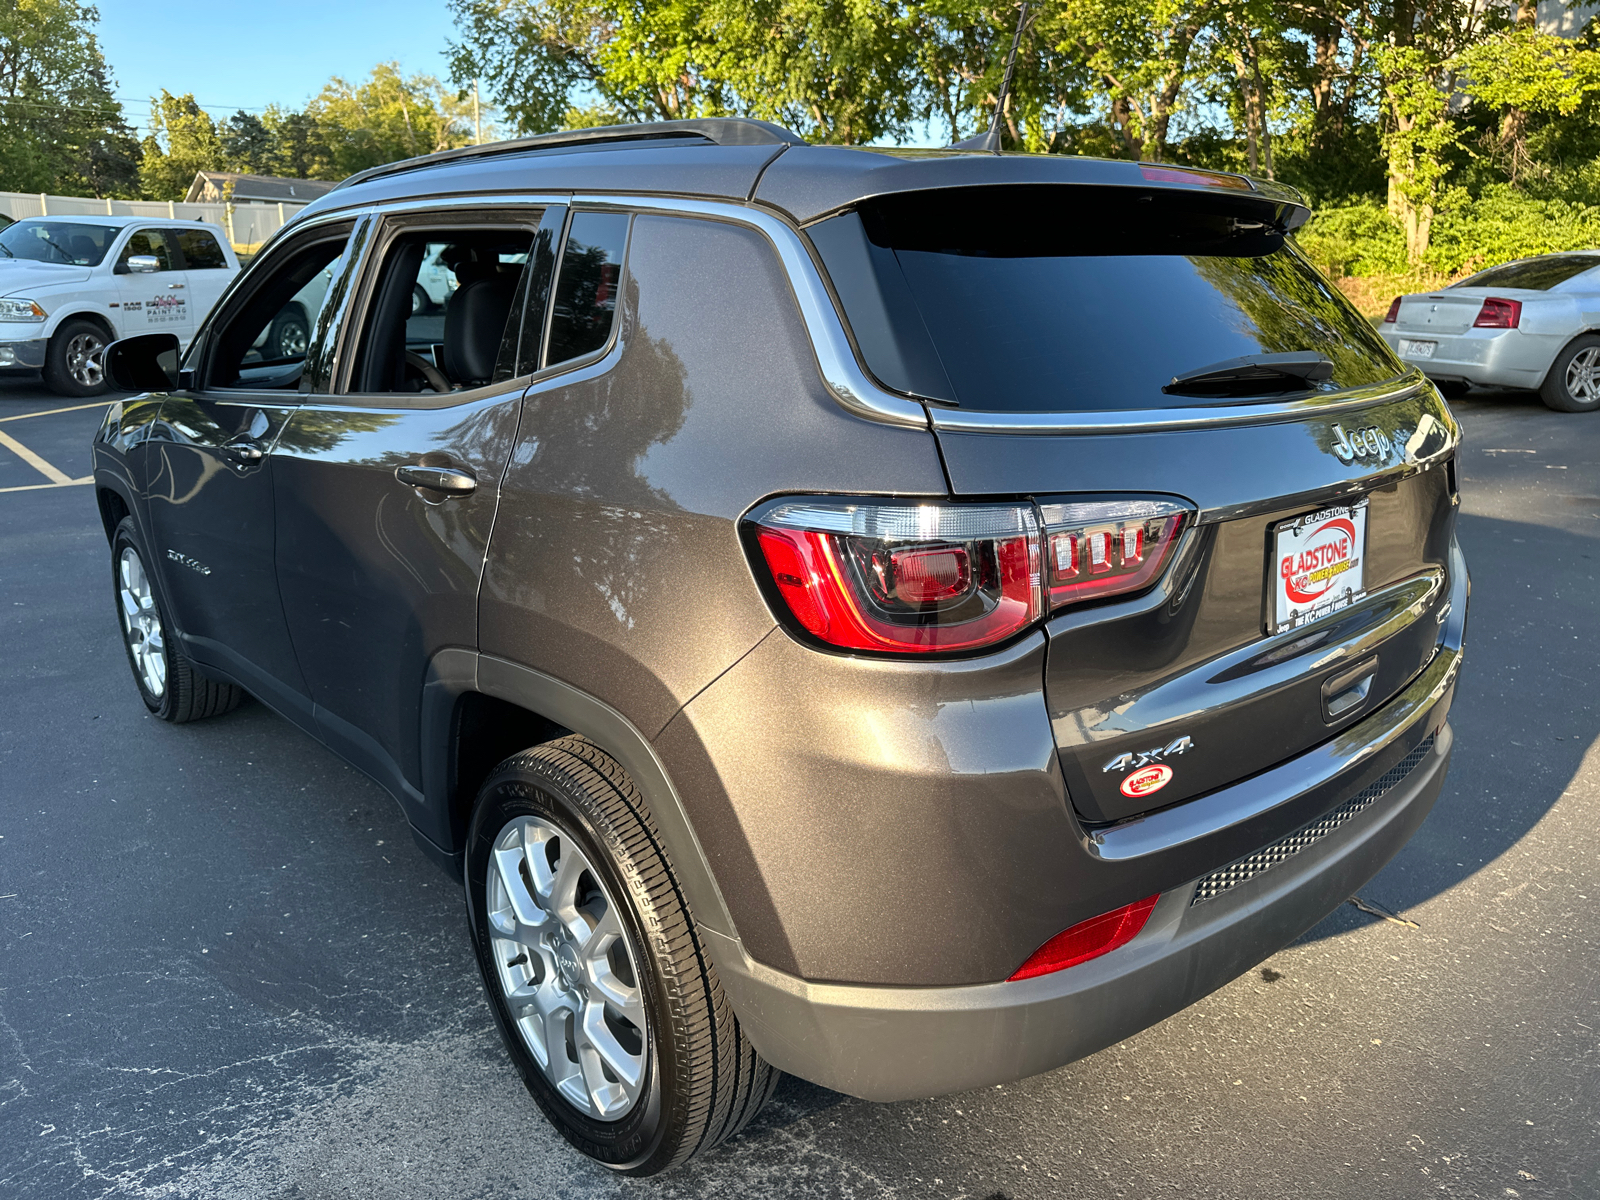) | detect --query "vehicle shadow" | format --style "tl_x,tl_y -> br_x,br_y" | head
1296,499 -> 1599,942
